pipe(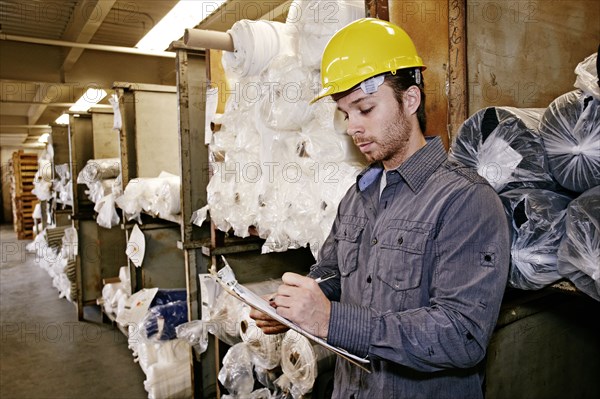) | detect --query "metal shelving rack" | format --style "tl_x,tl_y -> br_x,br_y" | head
67,111 -> 127,321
